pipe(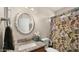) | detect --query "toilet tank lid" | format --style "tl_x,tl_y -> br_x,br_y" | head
41,38 -> 50,41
